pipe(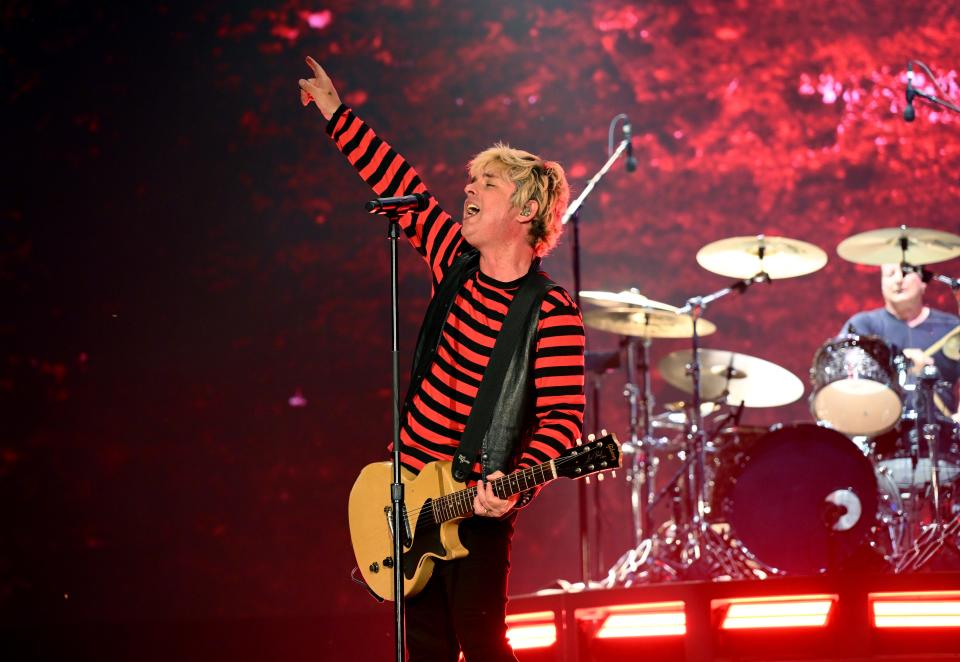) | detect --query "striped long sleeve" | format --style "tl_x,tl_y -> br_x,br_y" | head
324,105 -> 585,486
325,104 -> 462,287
